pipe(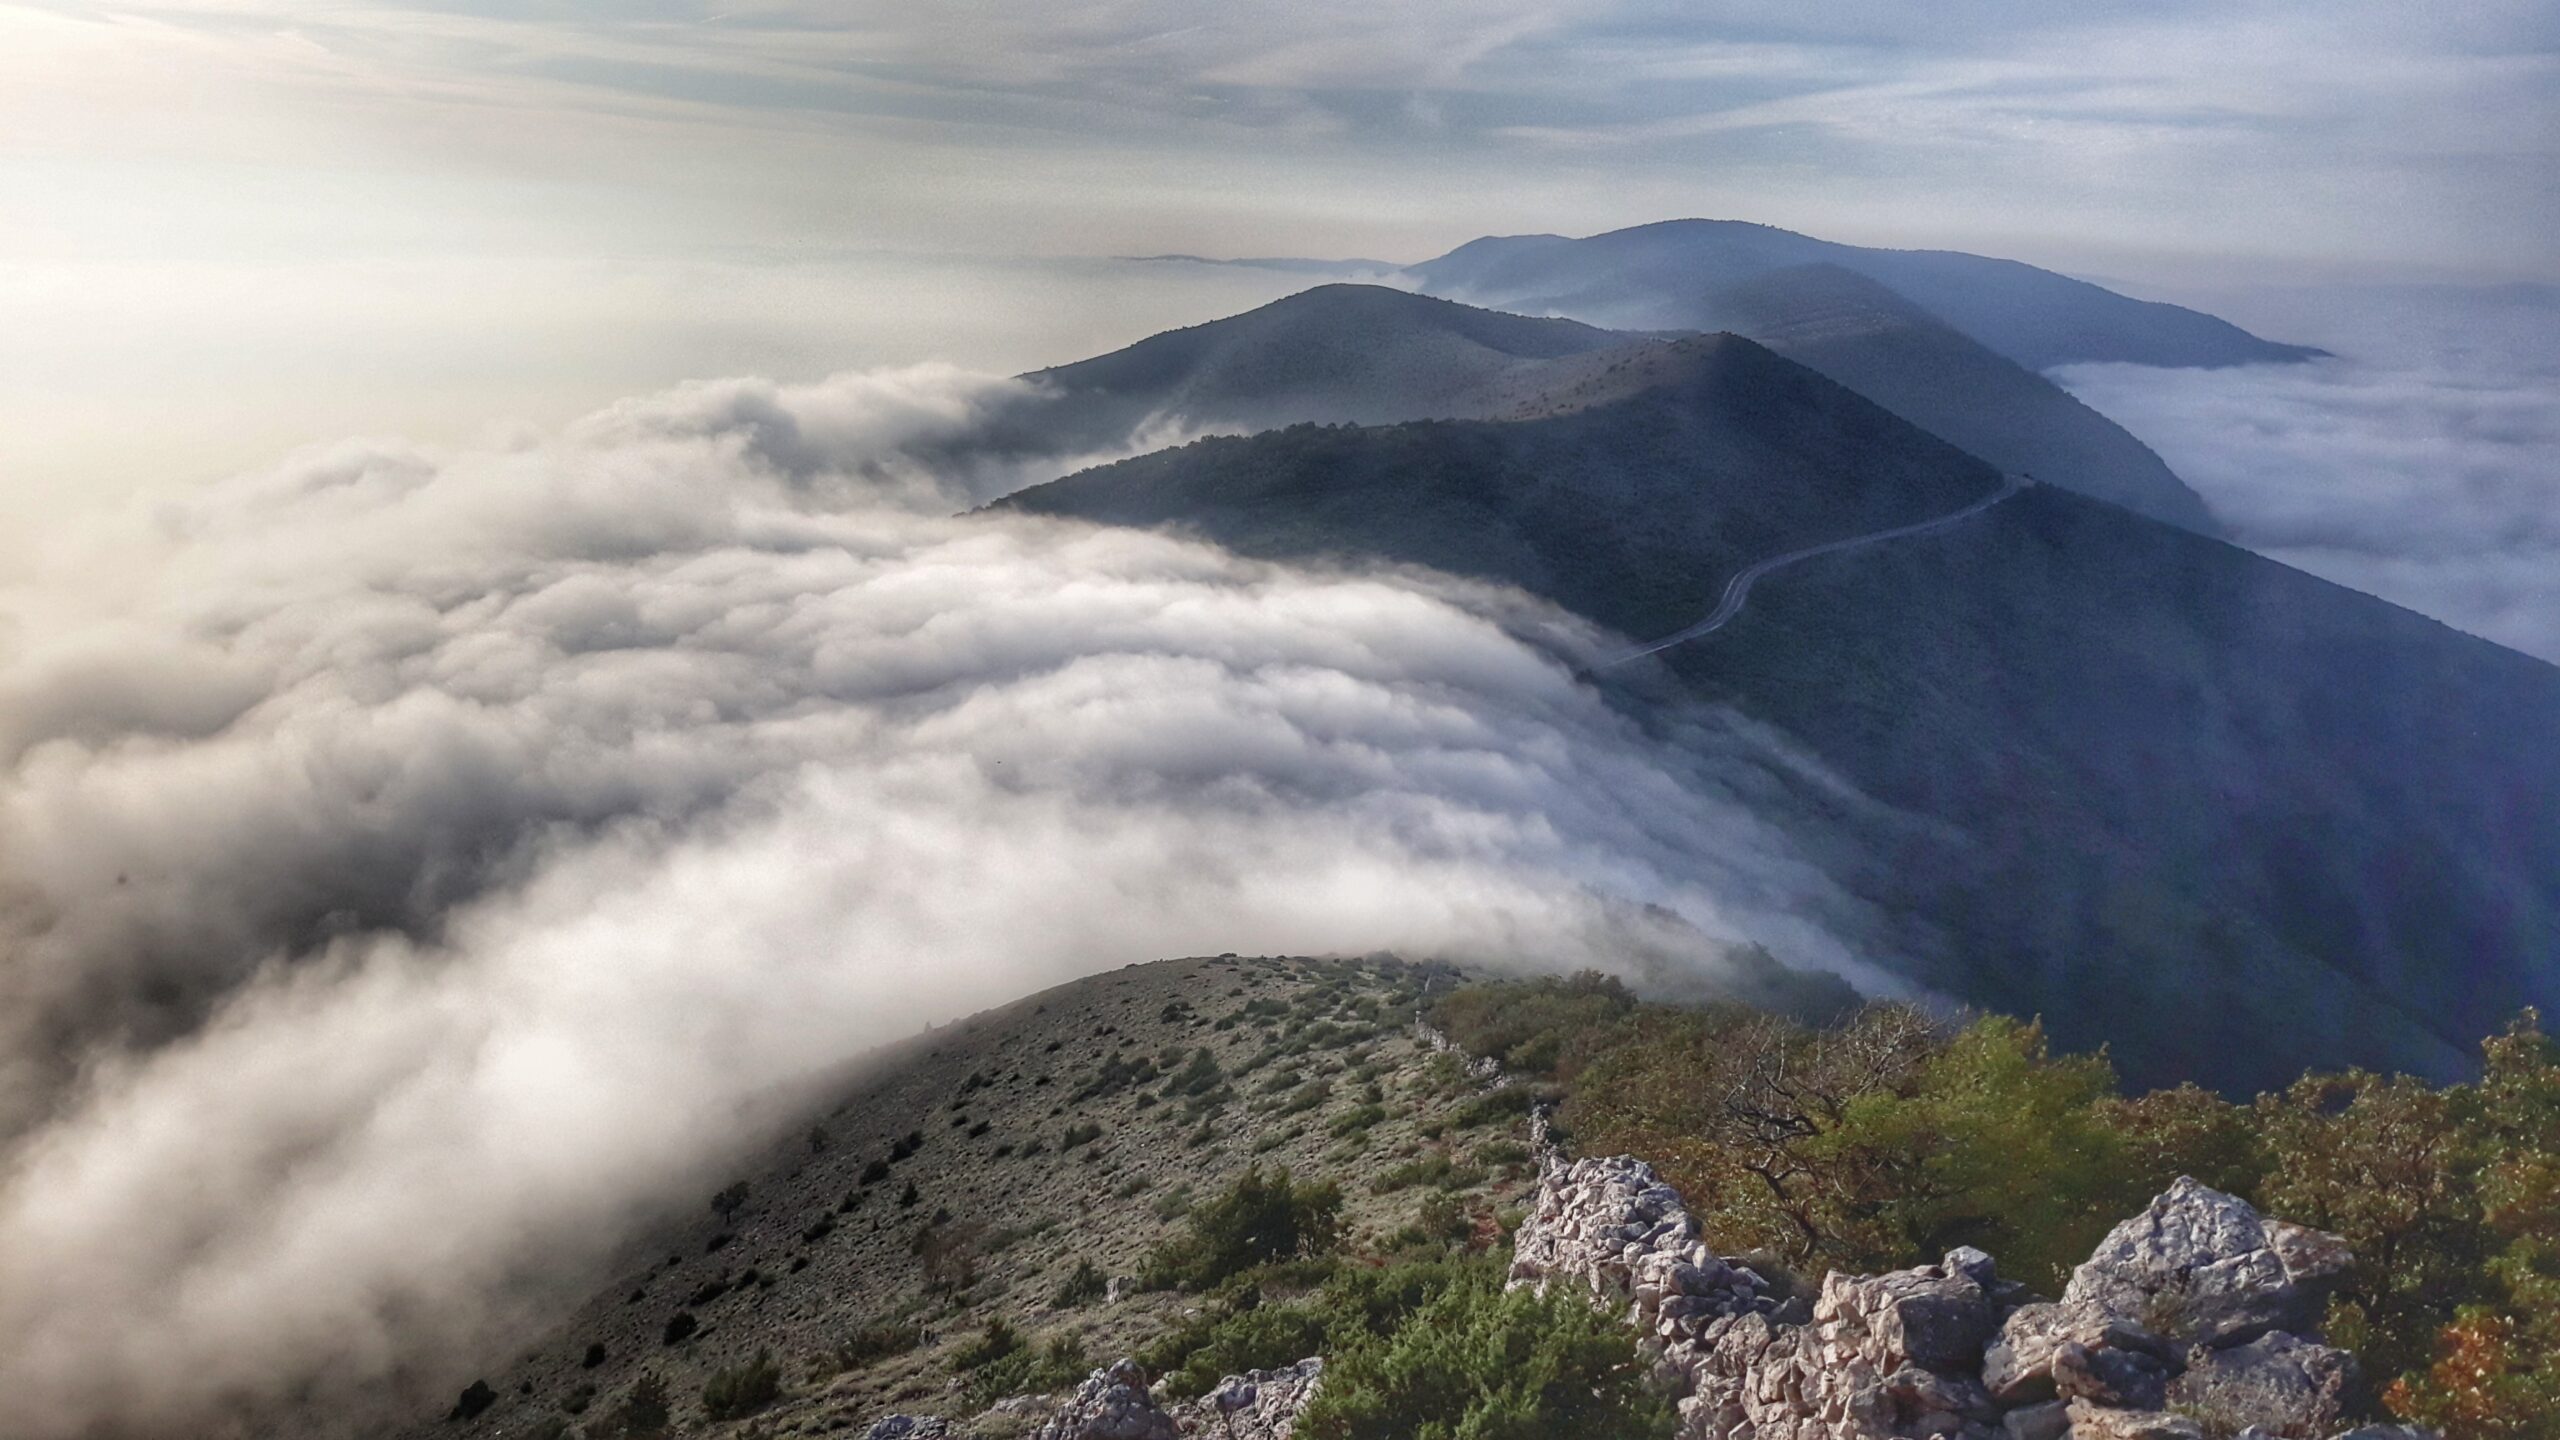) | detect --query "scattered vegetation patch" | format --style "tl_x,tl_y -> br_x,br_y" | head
1052,1258 -> 1108,1307
1142,1165 -> 1344,1291
601,1373 -> 671,1439
1436,976 -> 2560,1438
959,1332 -> 1090,1408
823,1320 -> 923,1377
1295,1257 -> 1670,1440
699,1349 -> 781,1420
